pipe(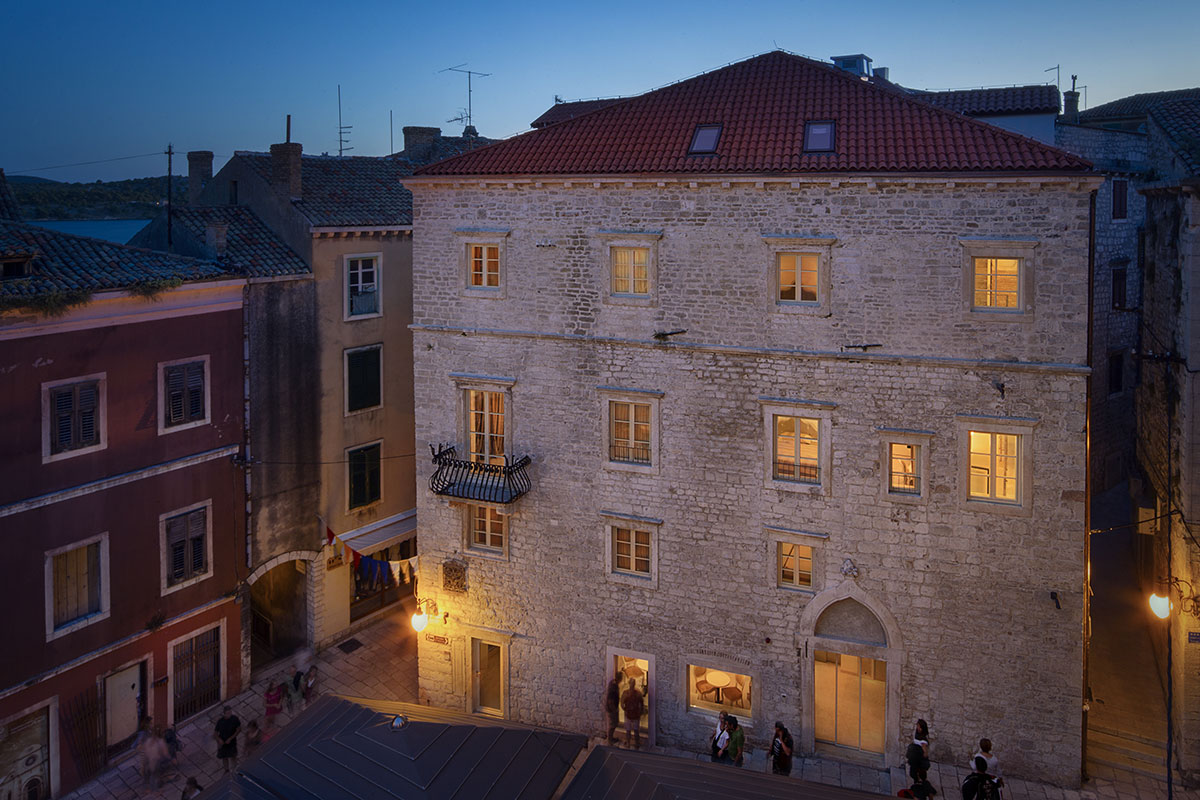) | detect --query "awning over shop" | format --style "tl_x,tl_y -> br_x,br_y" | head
340,510 -> 417,554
